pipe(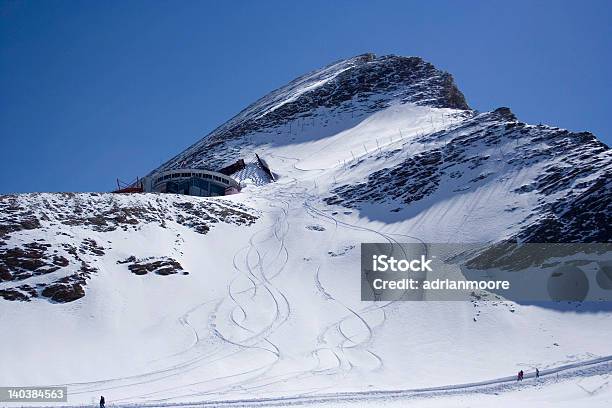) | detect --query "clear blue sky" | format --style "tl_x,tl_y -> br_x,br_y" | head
1,0 -> 610,193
